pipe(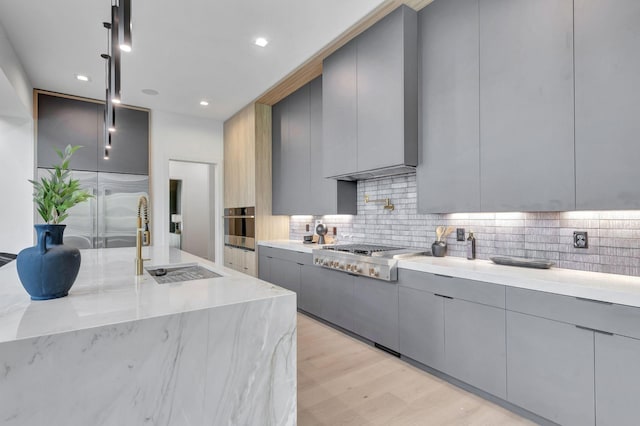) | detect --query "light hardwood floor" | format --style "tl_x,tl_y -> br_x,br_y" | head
297,313 -> 535,426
